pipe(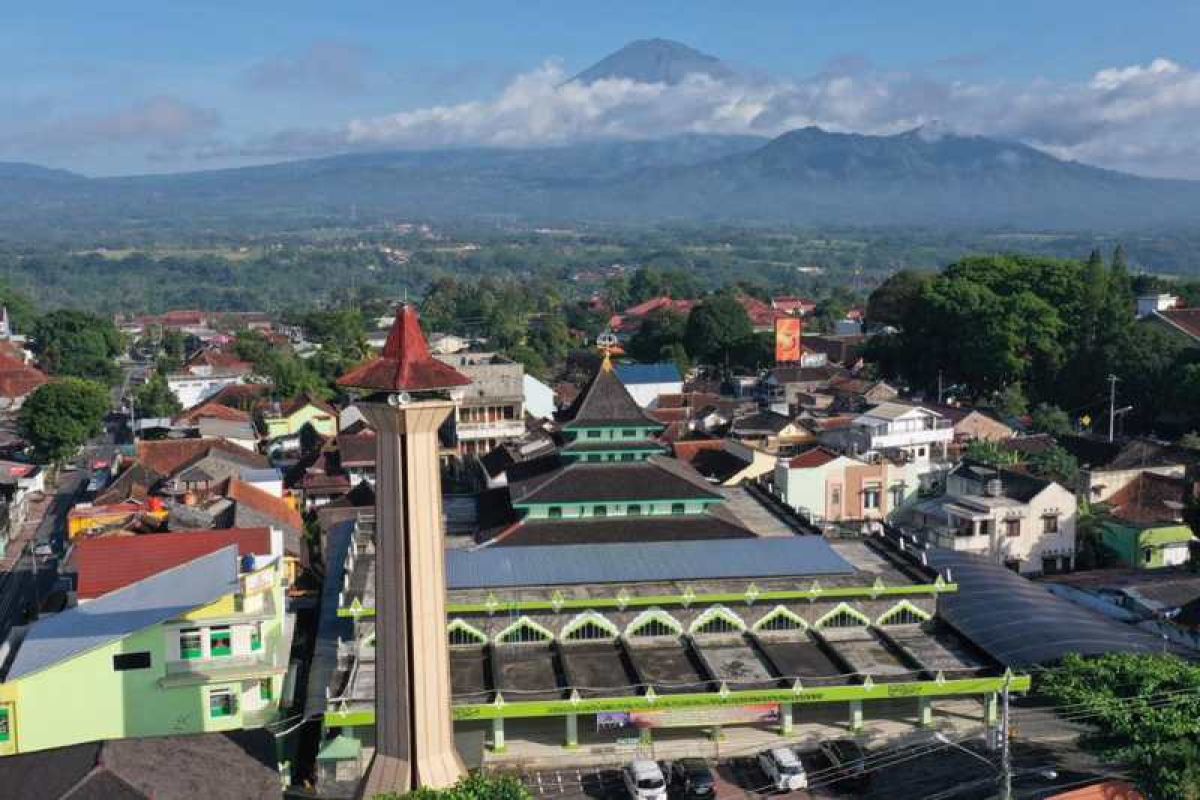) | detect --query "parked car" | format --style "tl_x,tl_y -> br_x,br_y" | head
33,542 -> 54,558
758,747 -> 808,792
624,759 -> 668,800
818,738 -> 870,789
670,758 -> 715,799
